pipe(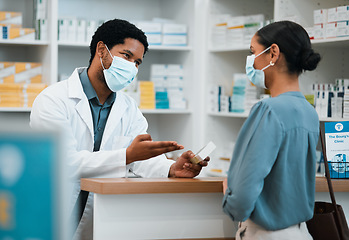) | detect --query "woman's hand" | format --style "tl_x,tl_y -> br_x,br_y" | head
223,178 -> 228,194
